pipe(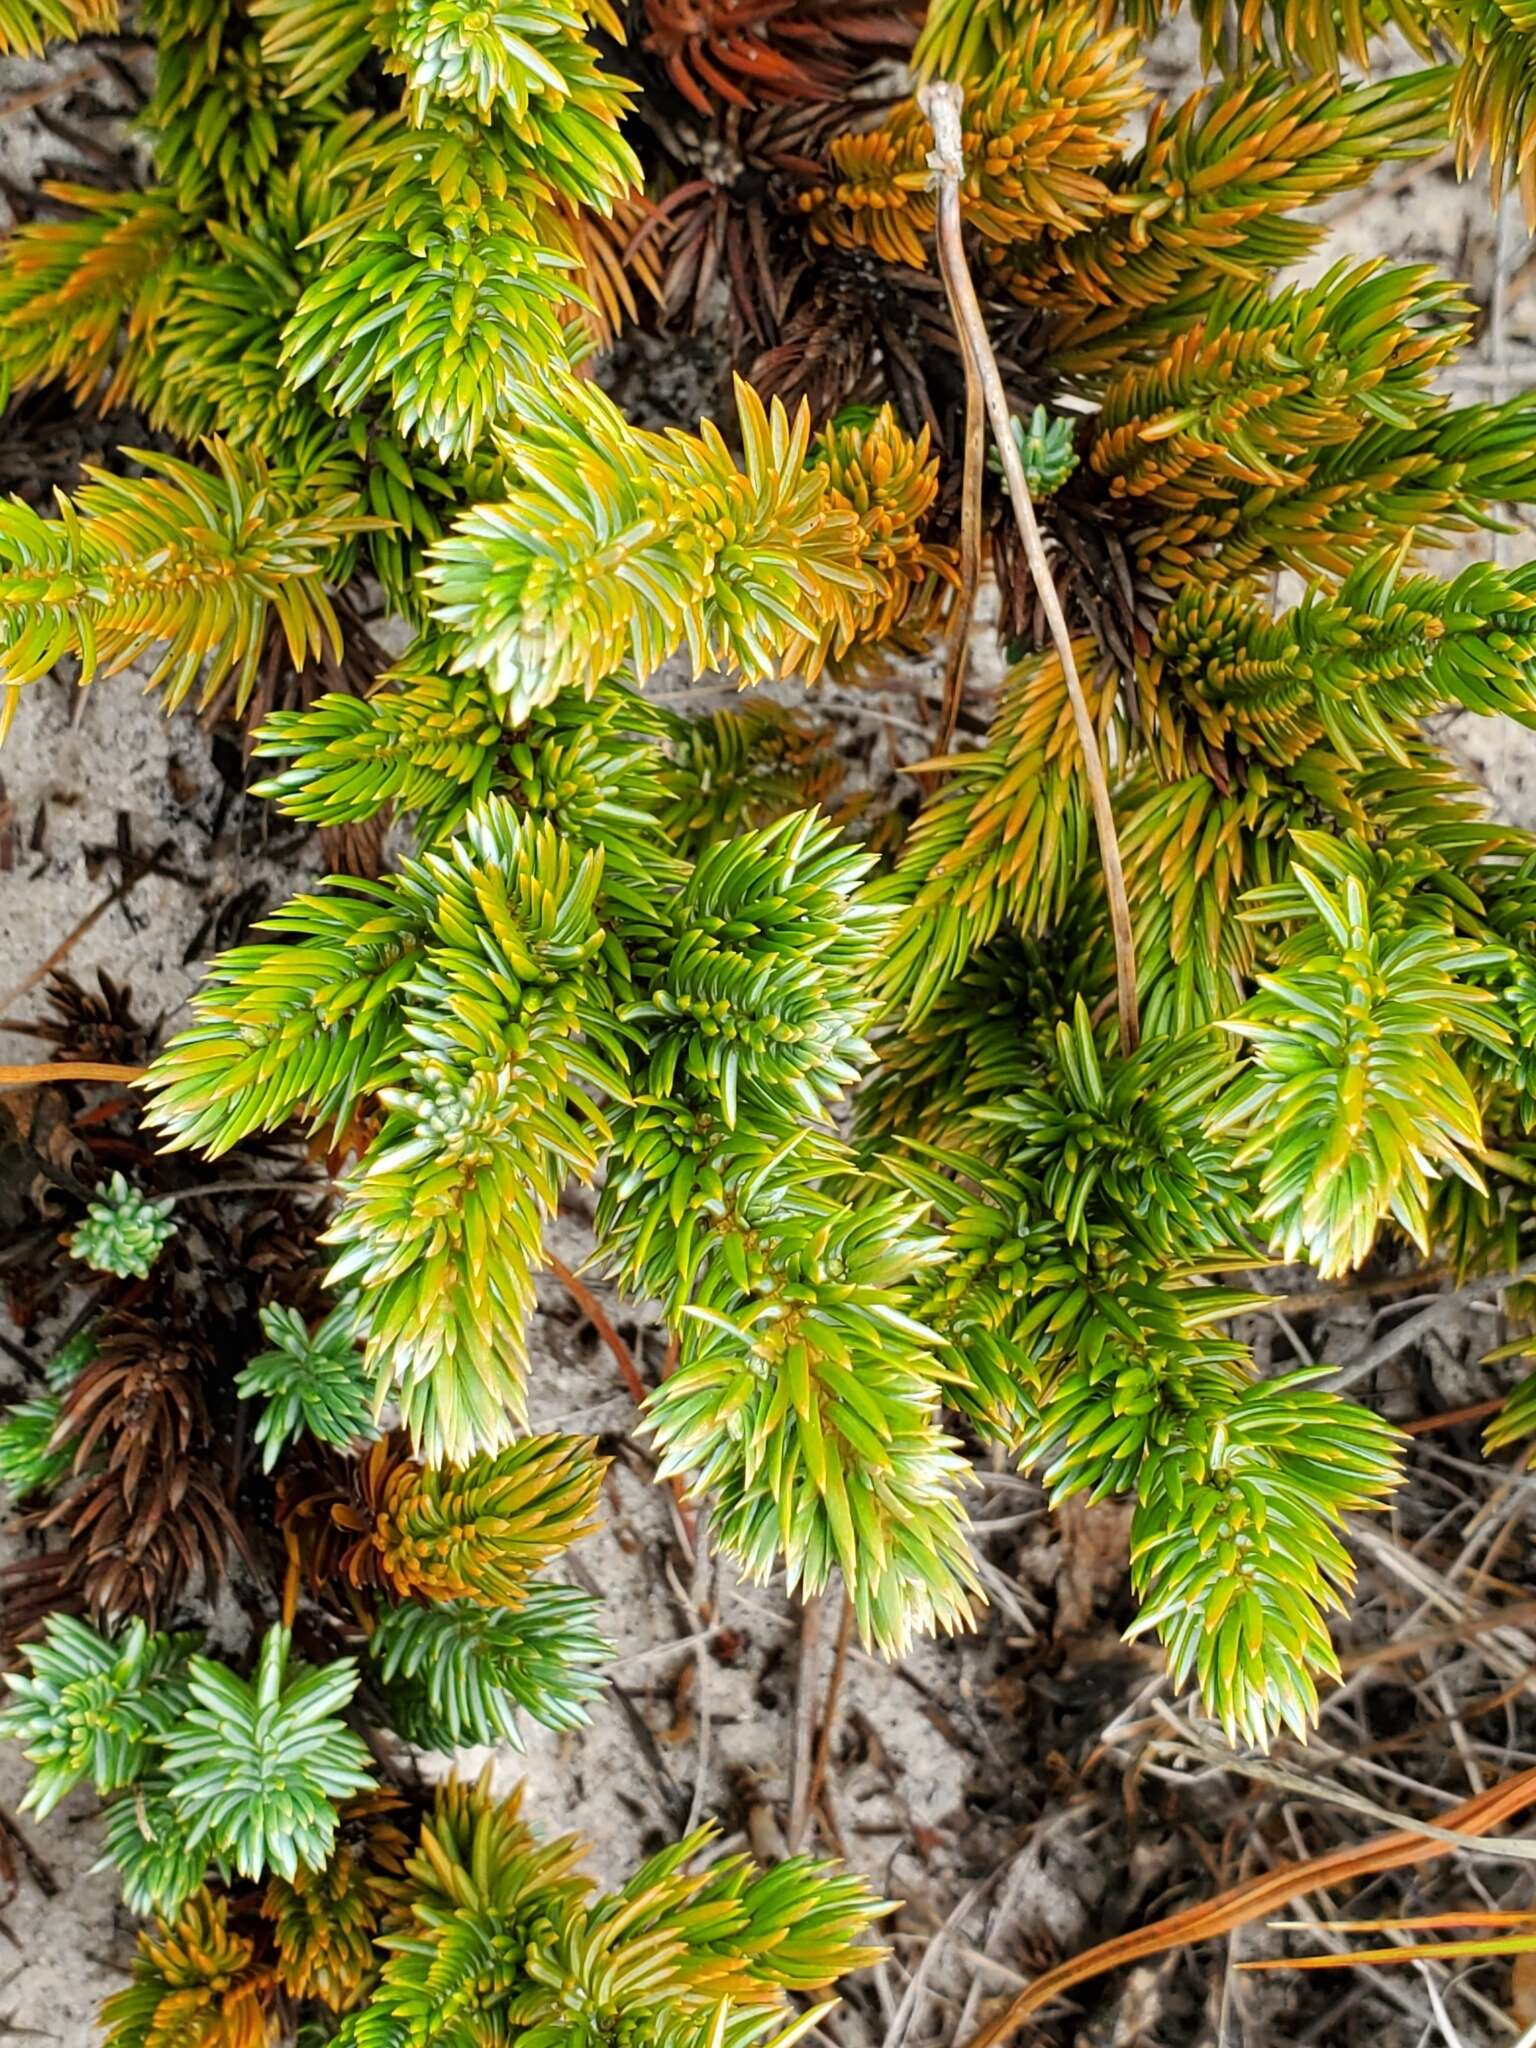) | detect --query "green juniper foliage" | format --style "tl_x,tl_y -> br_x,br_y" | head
0,1629 -> 887,2040
0,1395 -> 75,1500
0,1329 -> 98,1507
0,1619 -> 364,1871
368,1584 -> 608,1748
1488,1371 -> 1536,1459
89,1773 -> 886,2048
158,1625 -> 376,1881
8,0 -> 1536,1824
43,1326 -> 98,1390
0,1616 -> 191,1819
66,1172 -> 177,1280
995,403 -> 1079,496
238,1297 -> 374,1469
99,1777 -> 222,1919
